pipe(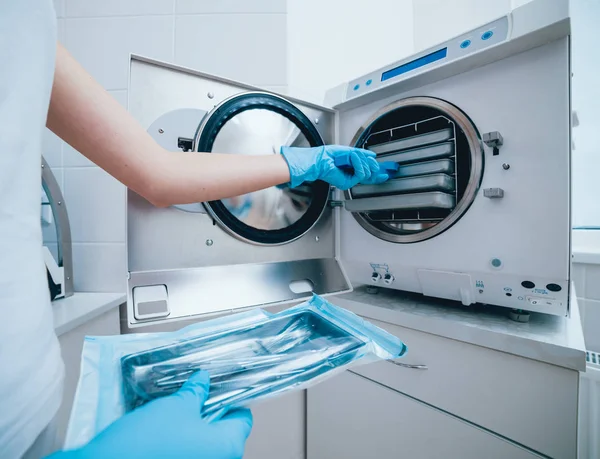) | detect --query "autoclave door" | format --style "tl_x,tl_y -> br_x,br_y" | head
125,55 -> 350,330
